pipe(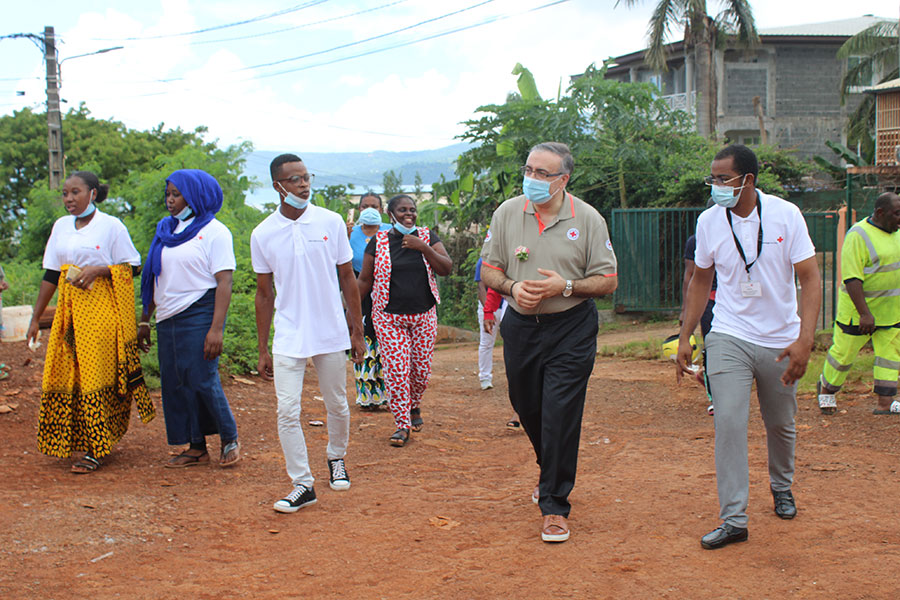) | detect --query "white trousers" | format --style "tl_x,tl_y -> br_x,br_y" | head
273,351 -> 350,488
477,301 -> 505,383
